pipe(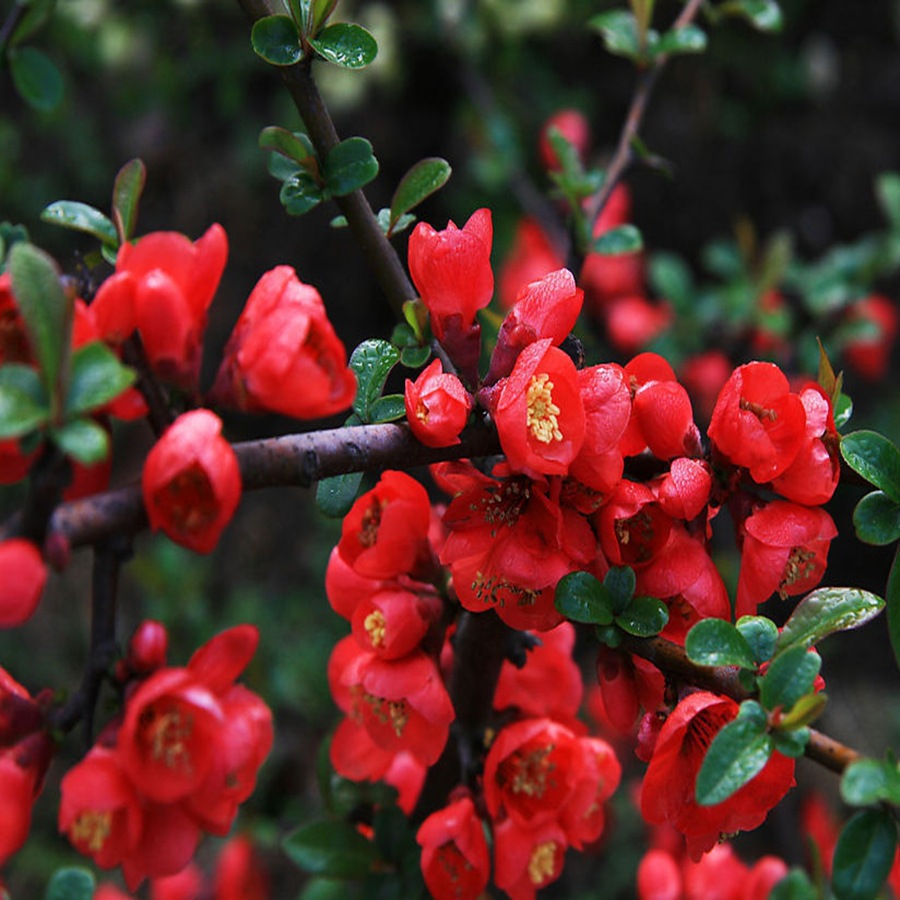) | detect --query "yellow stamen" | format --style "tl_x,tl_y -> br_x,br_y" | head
71,810 -> 112,853
528,841 -> 557,885
526,373 -> 563,444
364,610 -> 387,647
